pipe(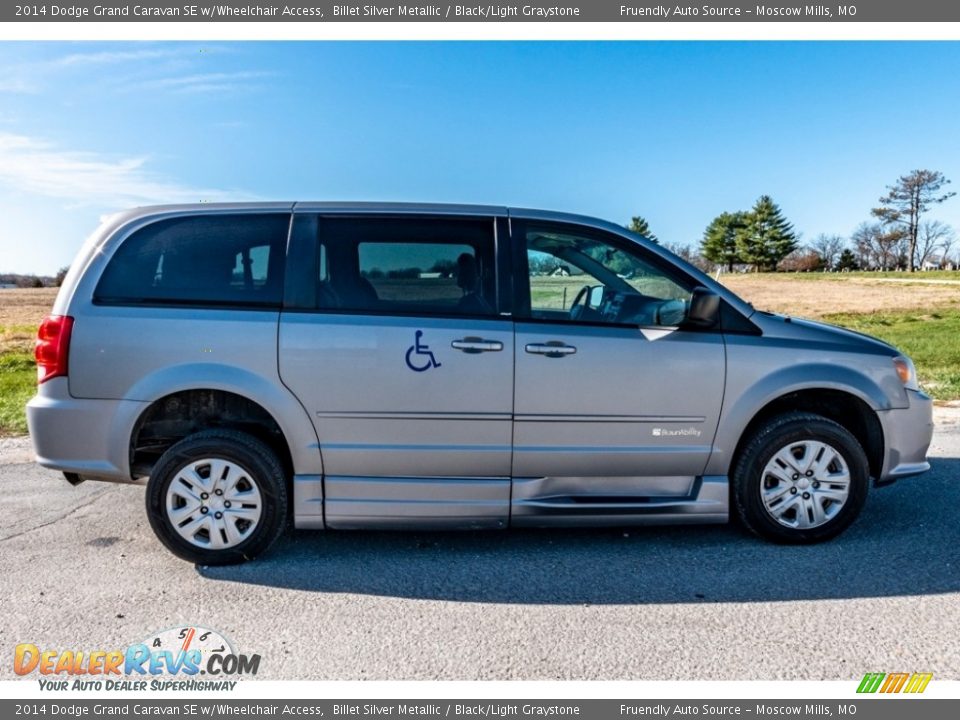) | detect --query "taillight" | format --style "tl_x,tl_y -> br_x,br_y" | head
35,315 -> 74,384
